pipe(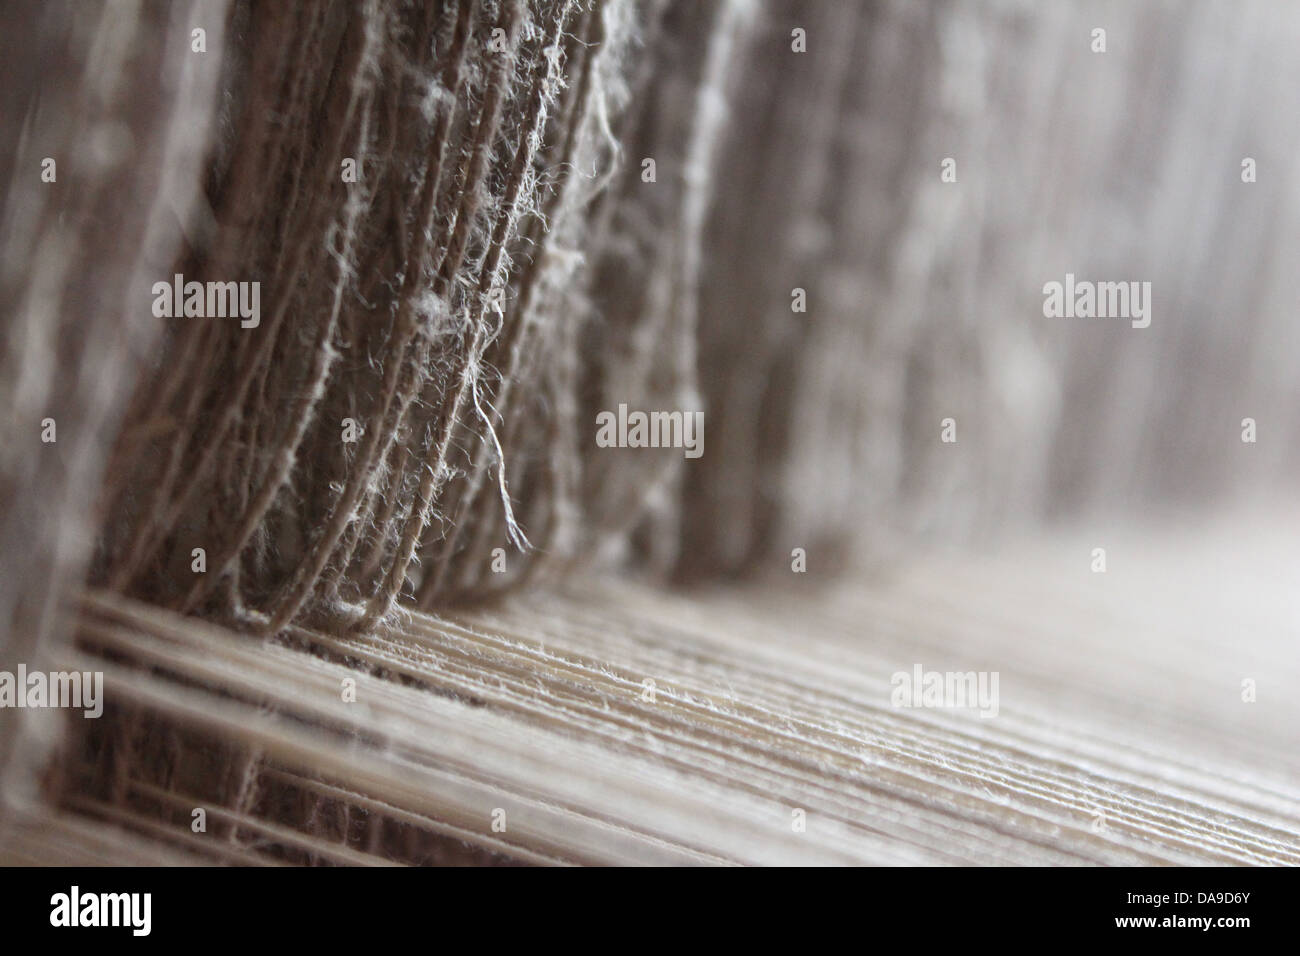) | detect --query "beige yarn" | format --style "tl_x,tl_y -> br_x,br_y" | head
3,0 -> 1300,864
